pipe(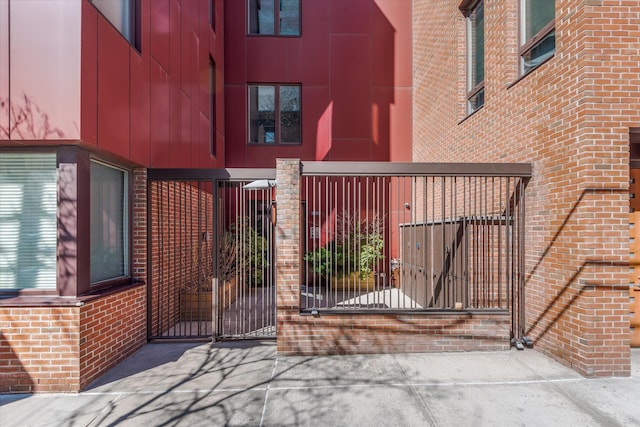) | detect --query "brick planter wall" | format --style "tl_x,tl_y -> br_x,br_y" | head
278,313 -> 510,355
79,285 -> 147,390
0,284 -> 147,393
0,307 -> 80,393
